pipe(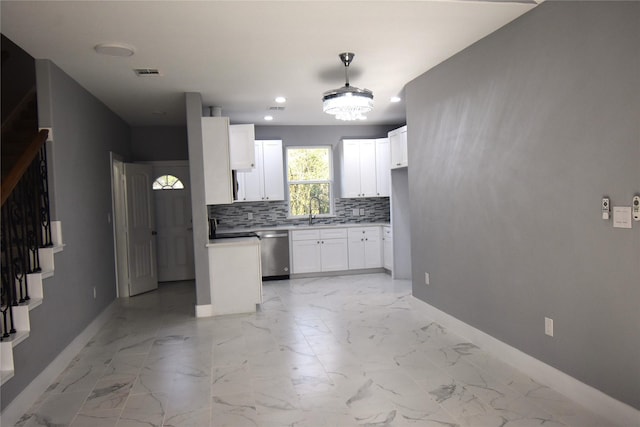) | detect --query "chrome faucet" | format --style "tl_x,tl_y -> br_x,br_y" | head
308,196 -> 321,225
